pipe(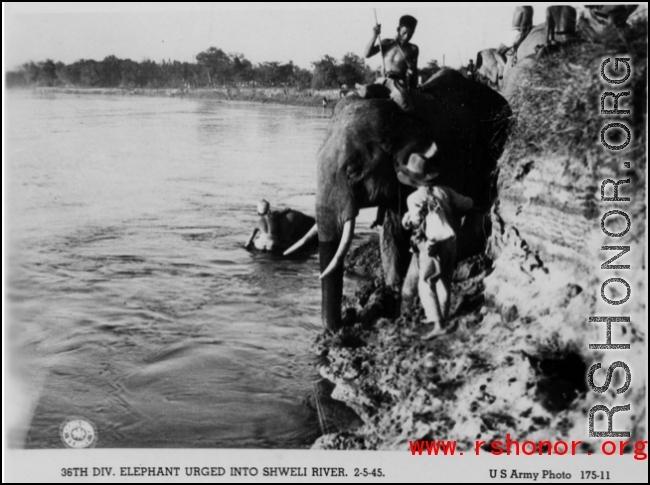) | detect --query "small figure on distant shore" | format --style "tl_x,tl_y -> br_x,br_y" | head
322,97 -> 328,108
398,154 -> 474,340
466,59 -> 476,81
